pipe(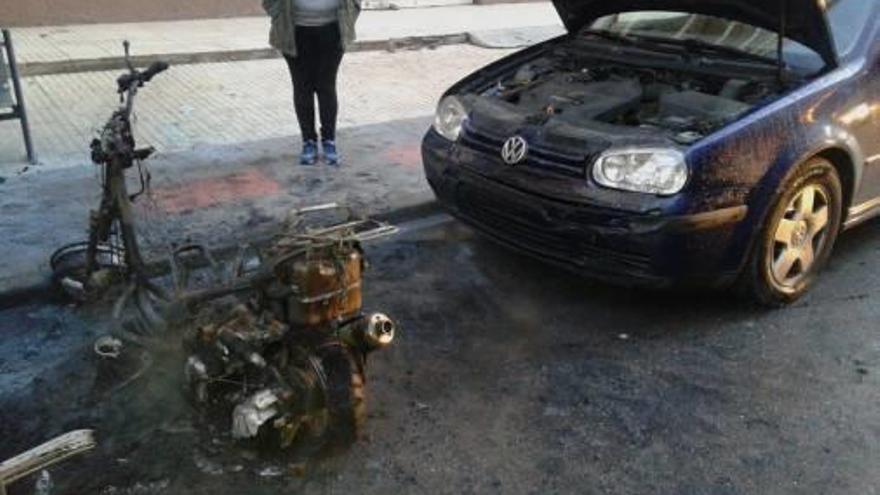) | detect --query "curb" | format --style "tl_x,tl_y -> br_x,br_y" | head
0,277 -> 52,310
0,200 -> 442,310
362,0 -> 471,8
467,25 -> 563,49
19,33 -> 470,77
